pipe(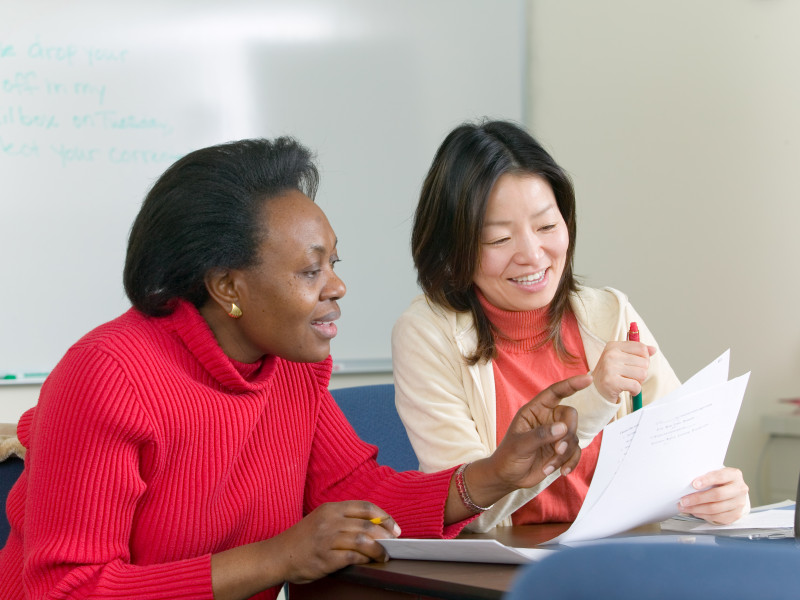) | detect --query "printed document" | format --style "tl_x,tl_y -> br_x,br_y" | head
546,350 -> 748,544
